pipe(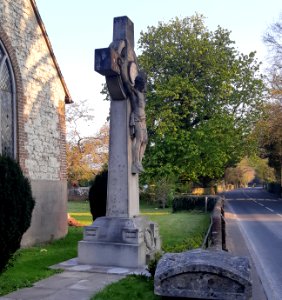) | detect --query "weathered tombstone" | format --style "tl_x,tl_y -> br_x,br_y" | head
78,16 -> 160,268
154,249 -> 252,300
